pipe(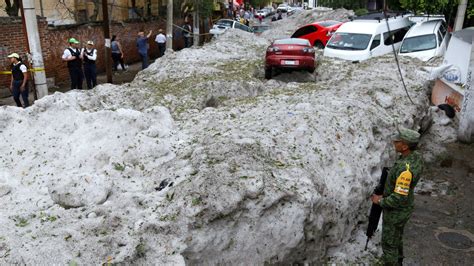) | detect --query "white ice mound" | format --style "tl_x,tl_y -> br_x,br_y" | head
48,173 -> 112,208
